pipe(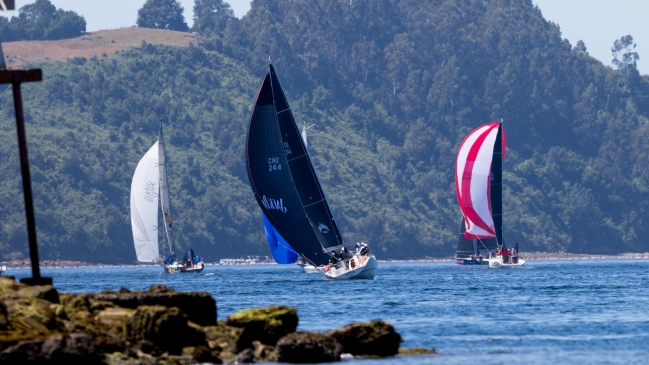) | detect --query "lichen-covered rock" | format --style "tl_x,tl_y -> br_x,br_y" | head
16,285 -> 60,304
92,284 -> 216,326
226,305 -> 298,347
328,320 -> 402,356
252,340 -> 277,362
125,305 -> 206,354
398,347 -> 436,355
4,297 -> 58,332
0,332 -> 102,364
96,307 -> 133,335
0,277 -> 25,297
203,321 -> 244,360
275,331 -> 342,363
